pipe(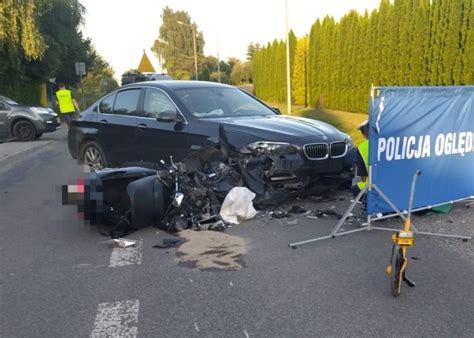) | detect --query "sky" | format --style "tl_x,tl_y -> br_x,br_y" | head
80,0 -> 381,79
